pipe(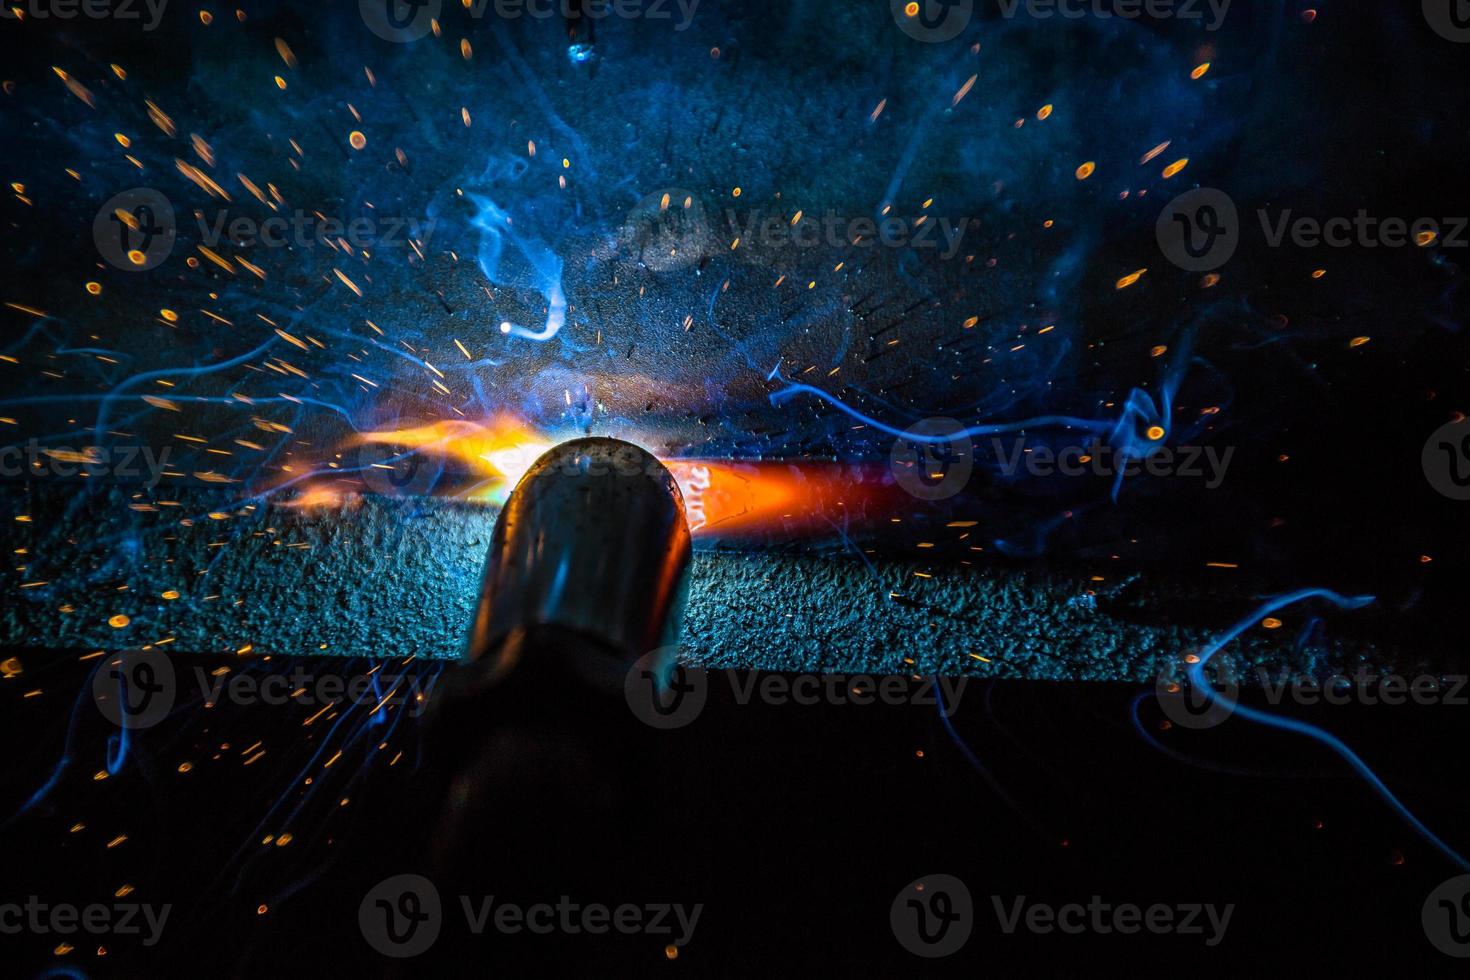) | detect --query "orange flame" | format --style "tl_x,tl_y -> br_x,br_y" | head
284,417 -> 883,536
666,460 -> 837,536
280,486 -> 361,511
354,416 -> 552,501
